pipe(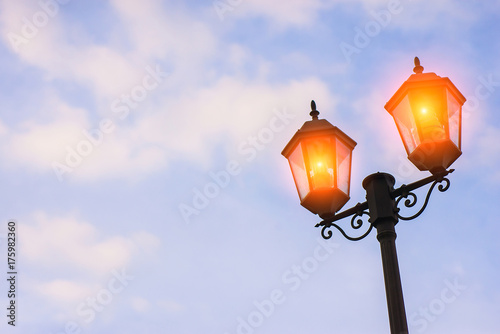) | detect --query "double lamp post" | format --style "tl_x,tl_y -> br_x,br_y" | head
281,57 -> 466,334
